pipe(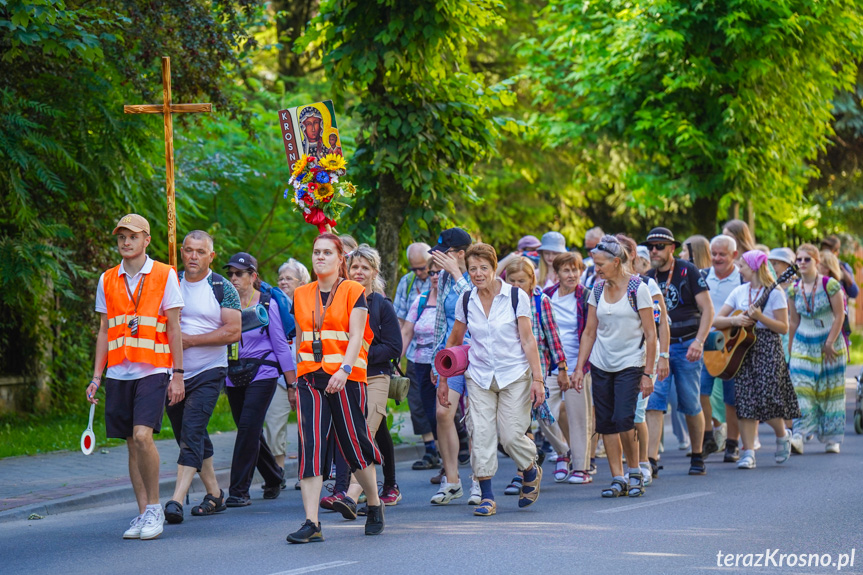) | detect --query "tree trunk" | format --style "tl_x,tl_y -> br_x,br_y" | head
34,273 -> 53,411
746,199 -> 756,239
376,173 -> 412,298
273,0 -> 318,84
728,201 -> 740,222
691,195 -> 719,238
